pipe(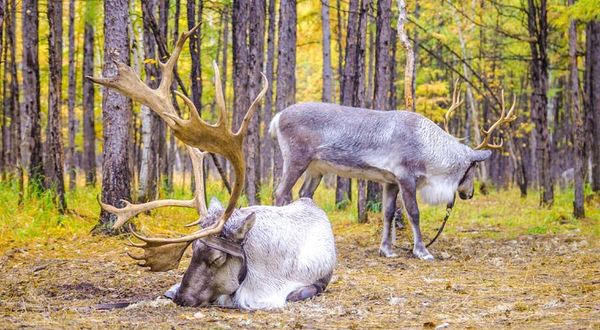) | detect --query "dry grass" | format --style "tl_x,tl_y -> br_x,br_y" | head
0,181 -> 598,329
